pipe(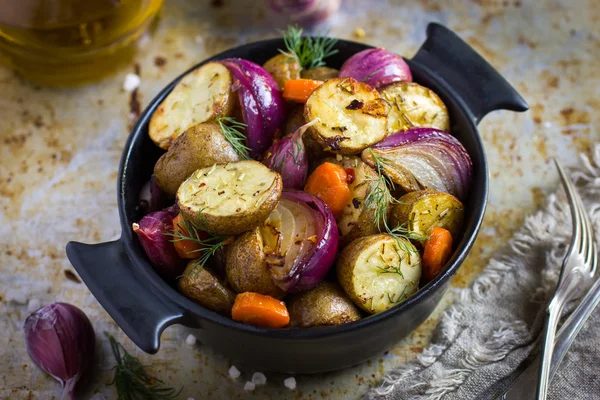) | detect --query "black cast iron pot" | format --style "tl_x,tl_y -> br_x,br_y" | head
66,23 -> 528,374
